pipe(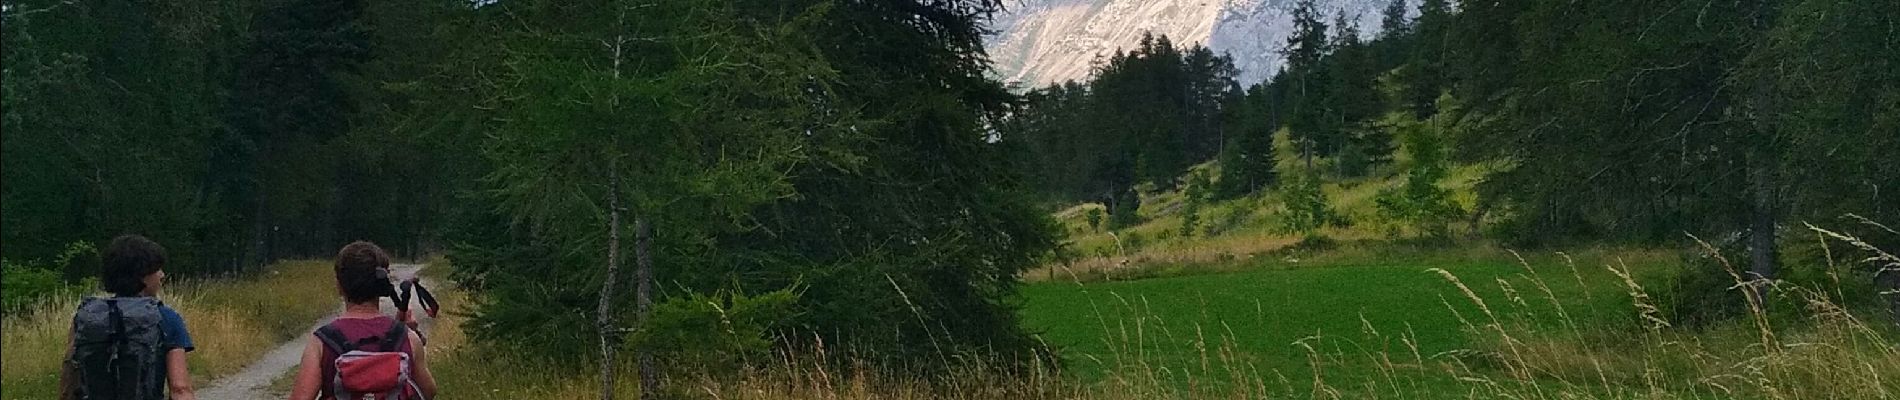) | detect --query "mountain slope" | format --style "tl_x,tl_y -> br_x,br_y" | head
987,0 -> 1397,88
